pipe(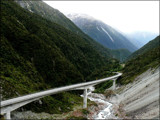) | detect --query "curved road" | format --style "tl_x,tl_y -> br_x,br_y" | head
1,72 -> 122,119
